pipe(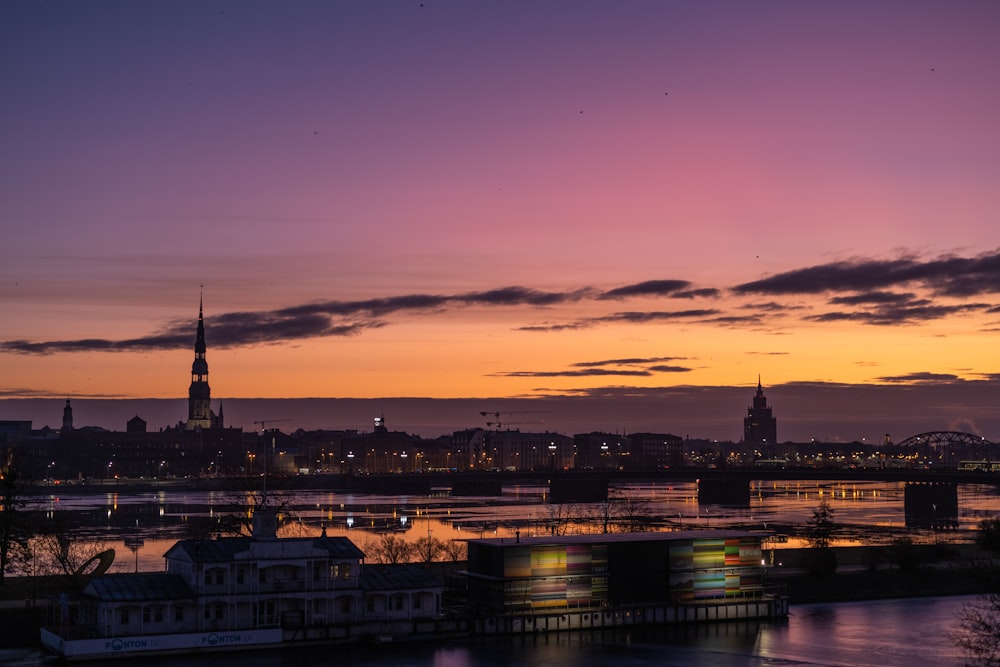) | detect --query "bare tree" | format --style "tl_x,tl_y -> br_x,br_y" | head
31,532 -> 111,579
953,593 -> 1000,666
211,490 -> 296,537
539,503 -> 578,536
364,534 -> 415,564
442,539 -> 467,562
589,497 -> 618,534
414,536 -> 446,564
618,493 -> 653,533
585,491 -> 653,533
0,445 -> 37,584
